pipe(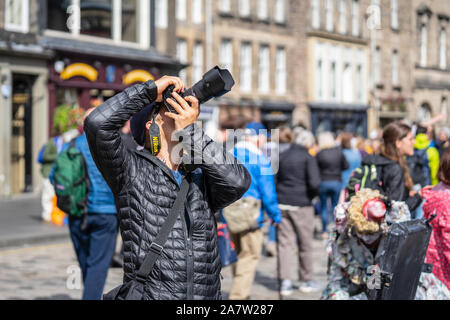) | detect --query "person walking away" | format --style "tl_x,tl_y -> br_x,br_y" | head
85,76 -> 250,300
264,125 -> 293,257
437,127 -> 450,157
316,132 -> 349,239
226,123 -> 282,300
422,148 -> 450,290
407,125 -> 440,219
50,107 -> 118,300
341,132 -> 362,190
276,128 -> 322,296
